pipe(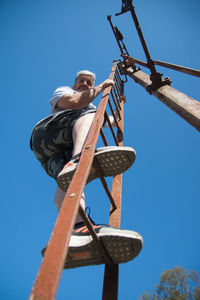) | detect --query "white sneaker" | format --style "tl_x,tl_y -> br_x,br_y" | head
57,146 -> 136,191
64,223 -> 143,269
